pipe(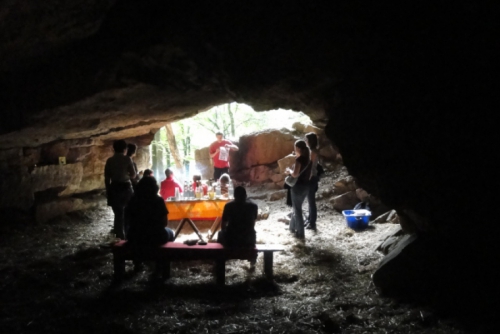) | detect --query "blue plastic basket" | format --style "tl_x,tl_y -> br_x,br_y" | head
342,209 -> 371,230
